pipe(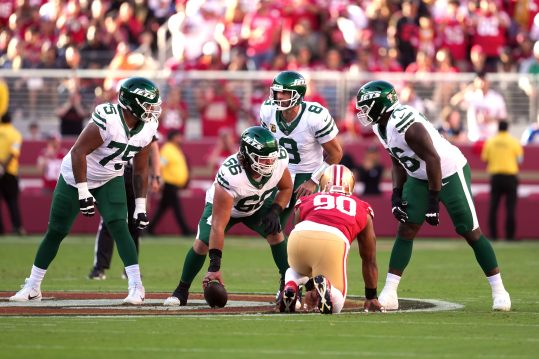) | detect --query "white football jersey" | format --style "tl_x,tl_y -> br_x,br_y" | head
61,103 -> 158,189
373,104 -> 467,180
259,100 -> 338,174
205,147 -> 289,218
